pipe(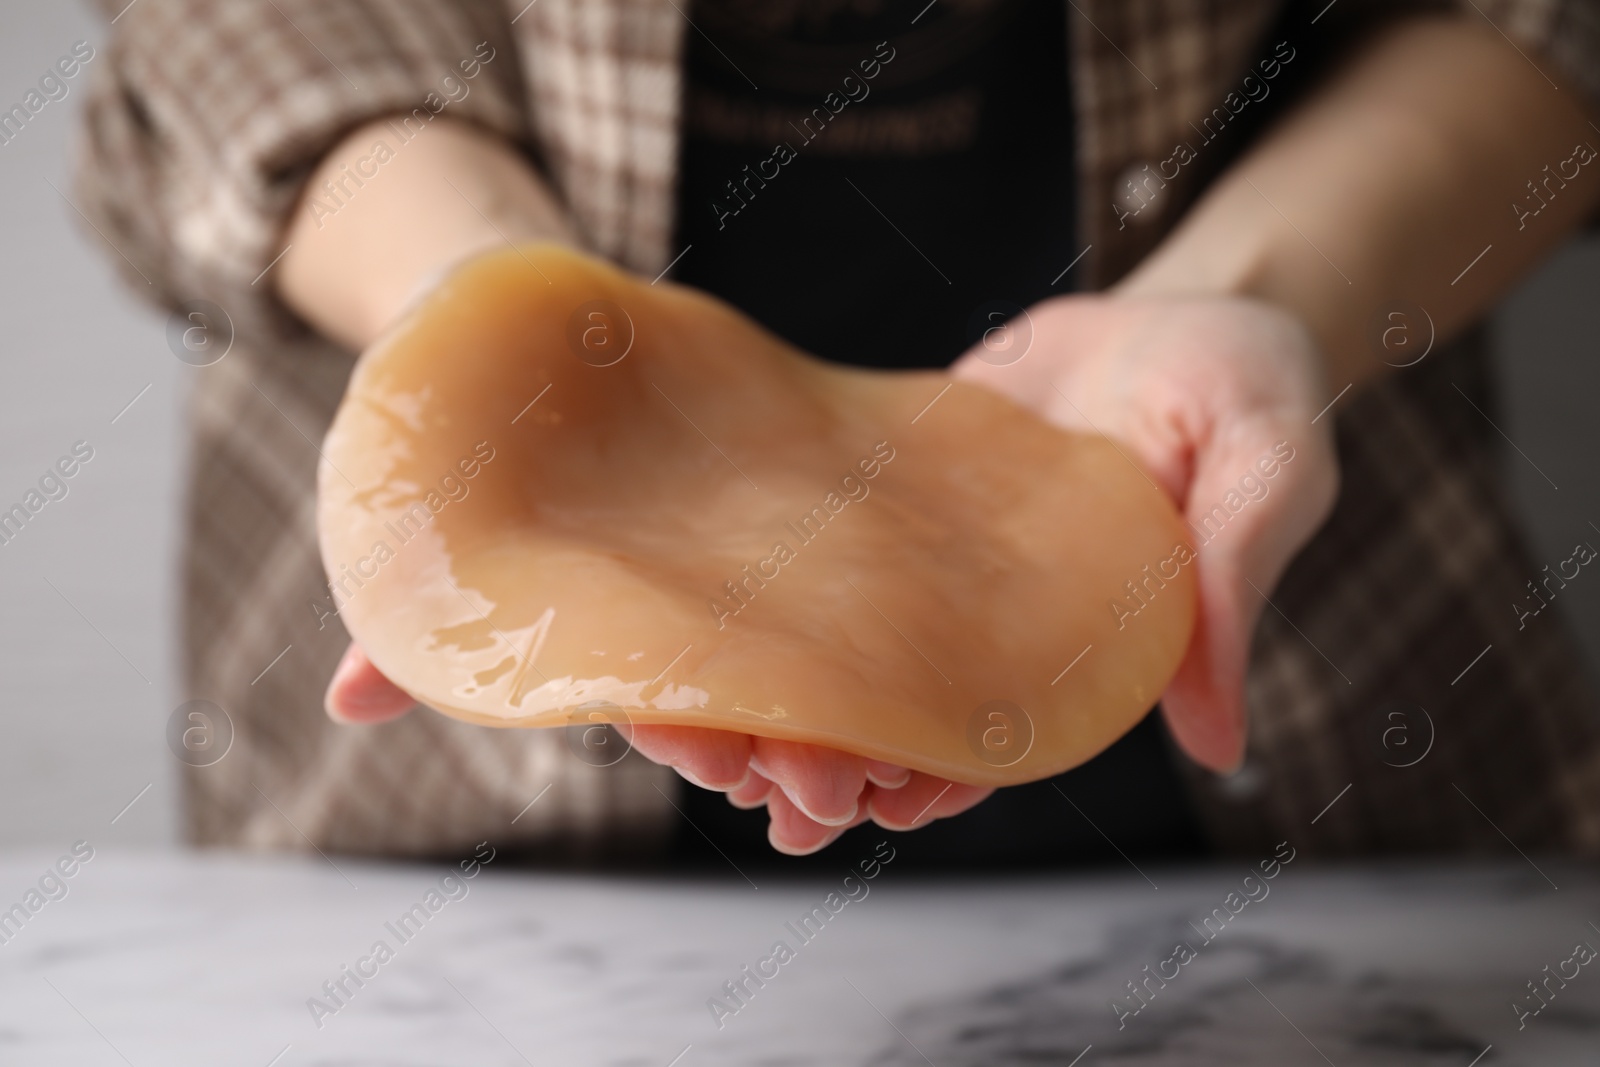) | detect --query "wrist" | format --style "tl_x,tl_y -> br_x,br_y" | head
1109,183 -> 1358,395
1110,179 -> 1274,305
278,116 -> 577,351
